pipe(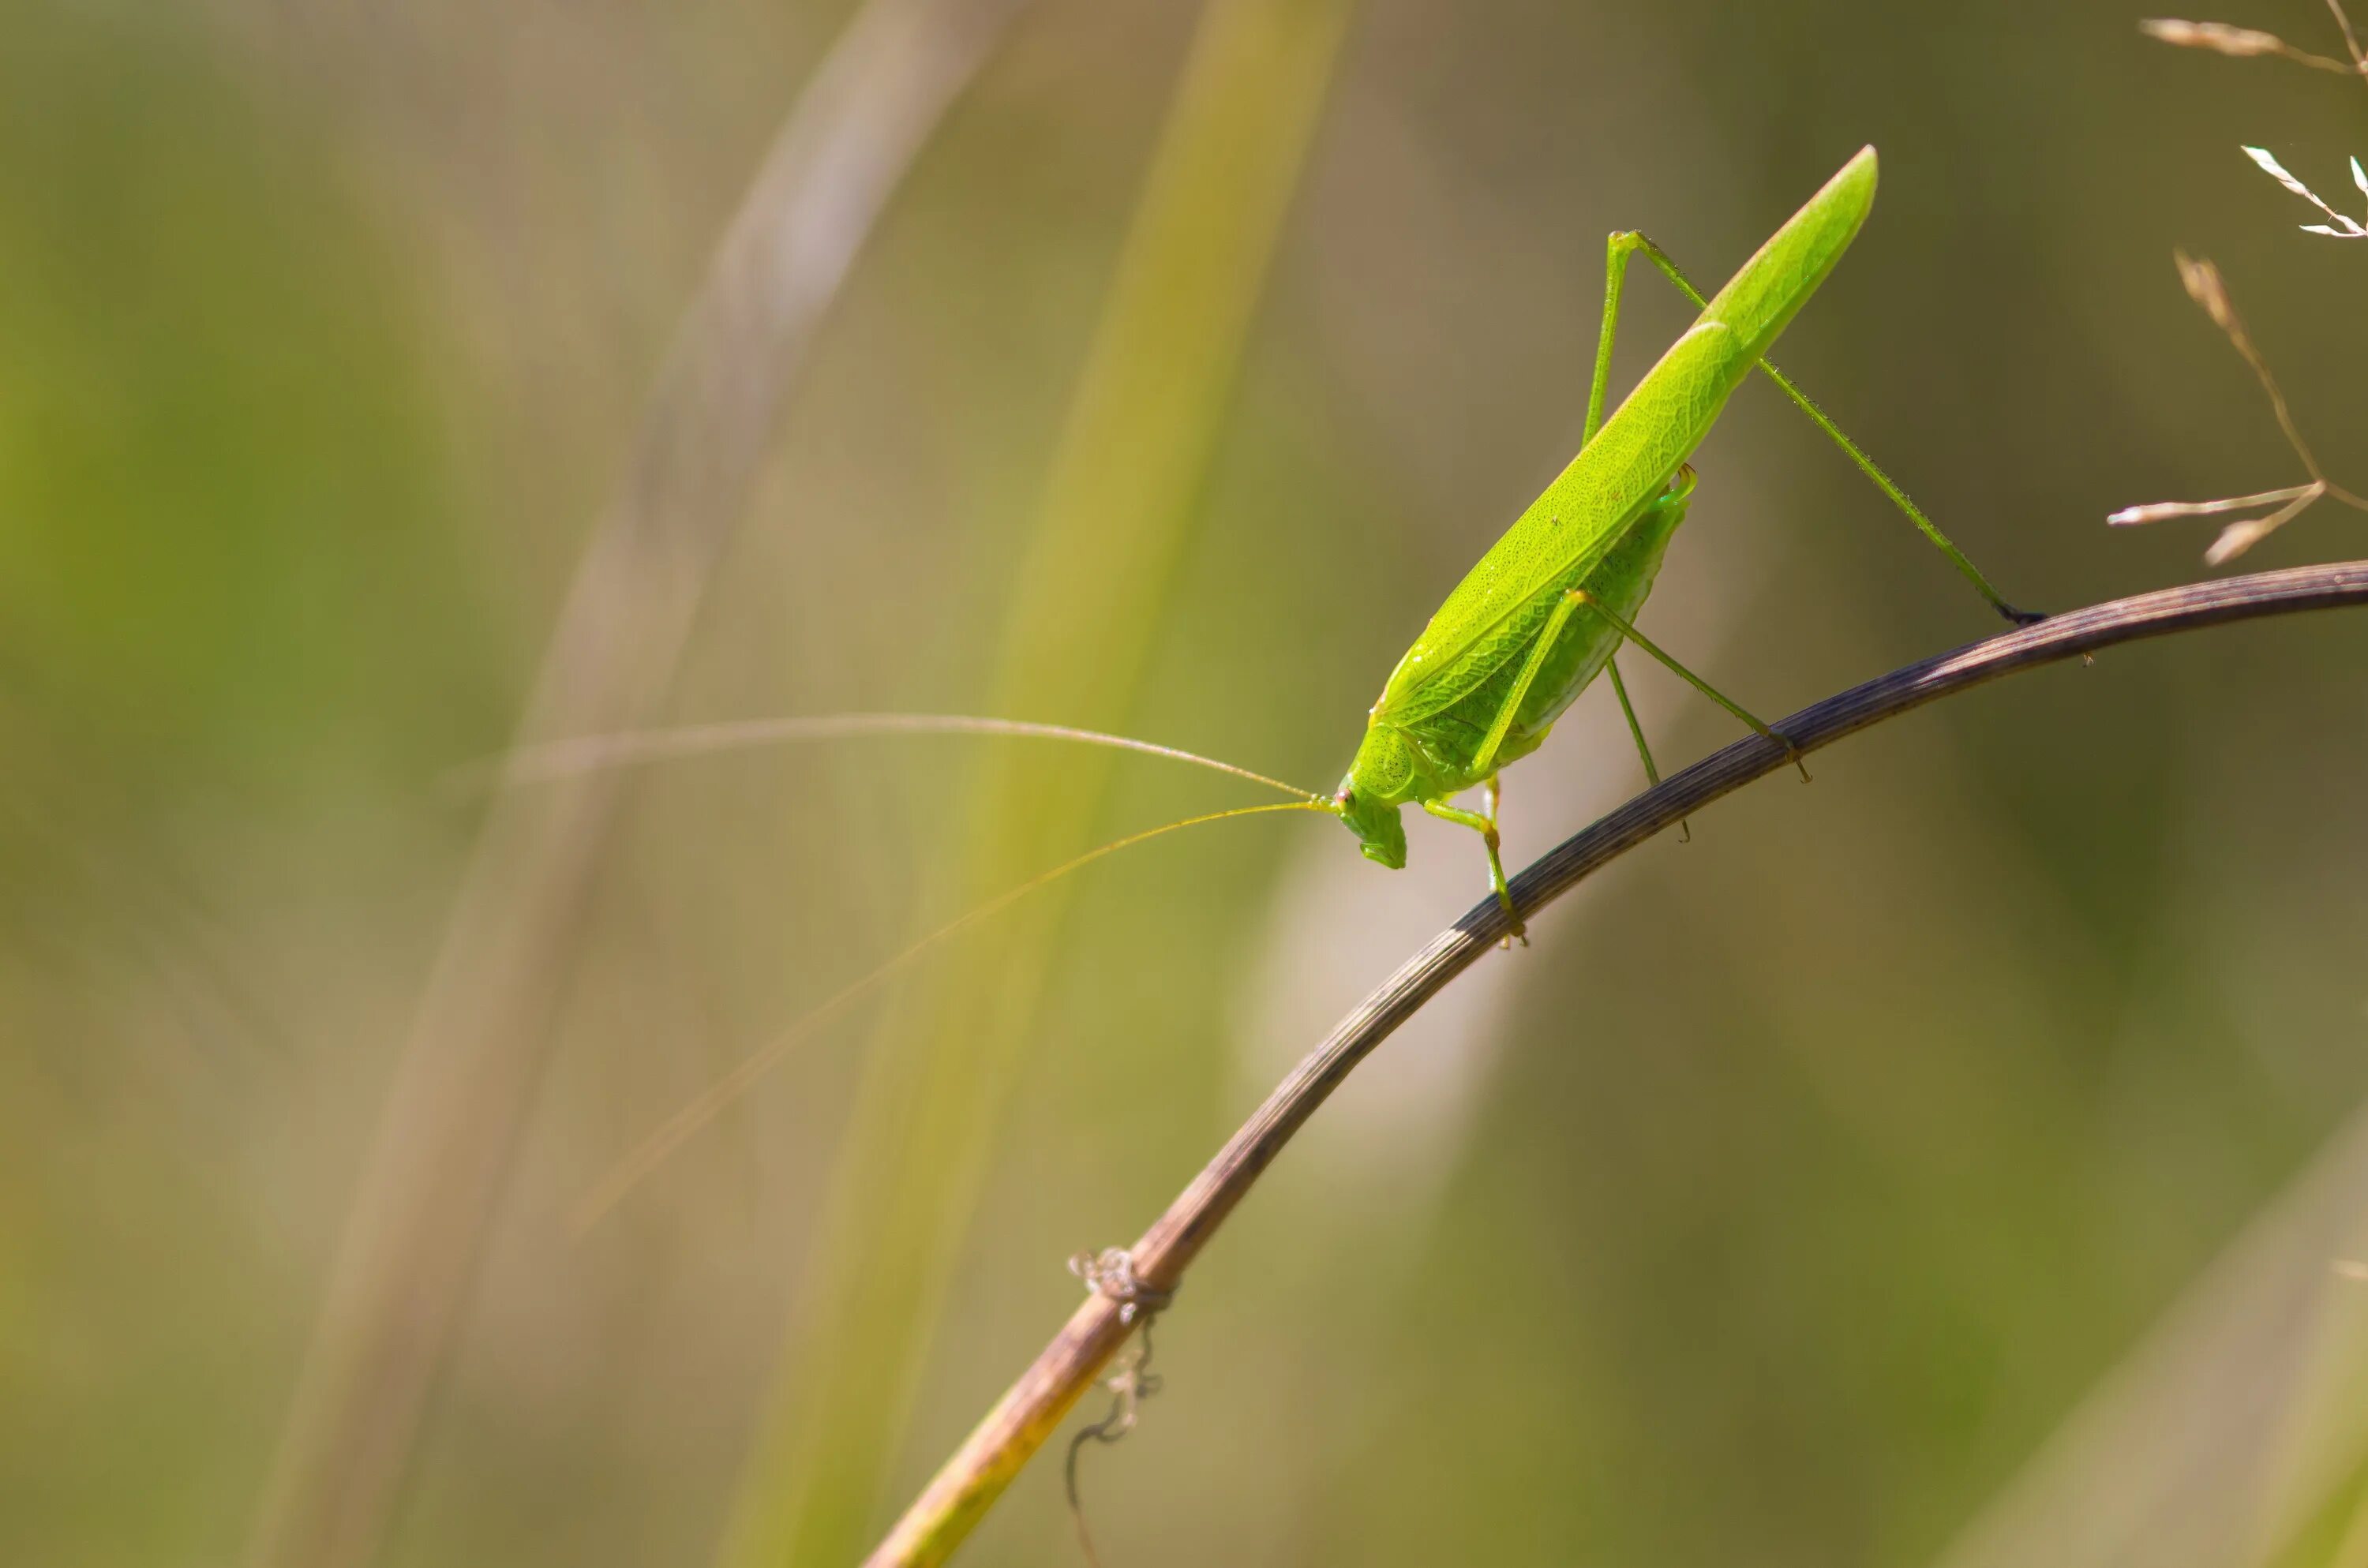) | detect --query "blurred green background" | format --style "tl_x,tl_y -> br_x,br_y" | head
6,0 -> 2368,1564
